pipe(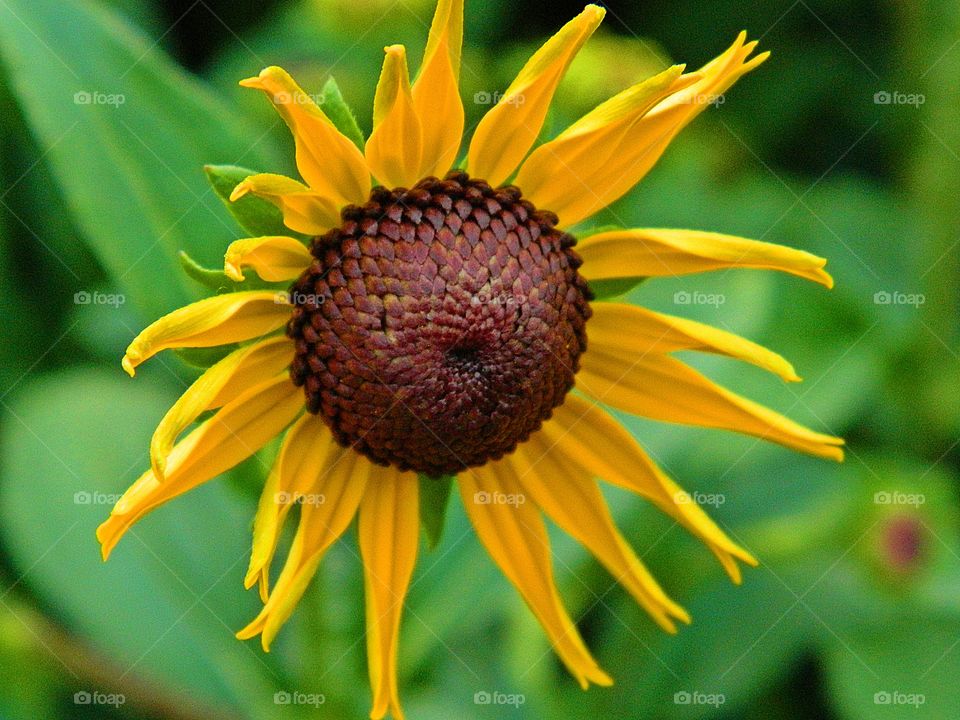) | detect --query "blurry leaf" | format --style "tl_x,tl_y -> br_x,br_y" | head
204,164 -> 305,240
0,0 -> 282,321
318,77 -> 365,150
174,345 -> 239,370
0,369 -> 290,719
418,474 -> 455,550
588,277 -> 648,300
178,249 -> 235,291
825,616 -> 960,720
